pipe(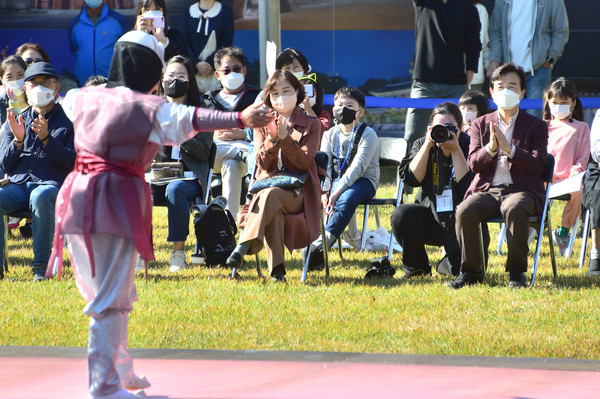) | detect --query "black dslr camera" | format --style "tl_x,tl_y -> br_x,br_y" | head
430,123 -> 458,144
